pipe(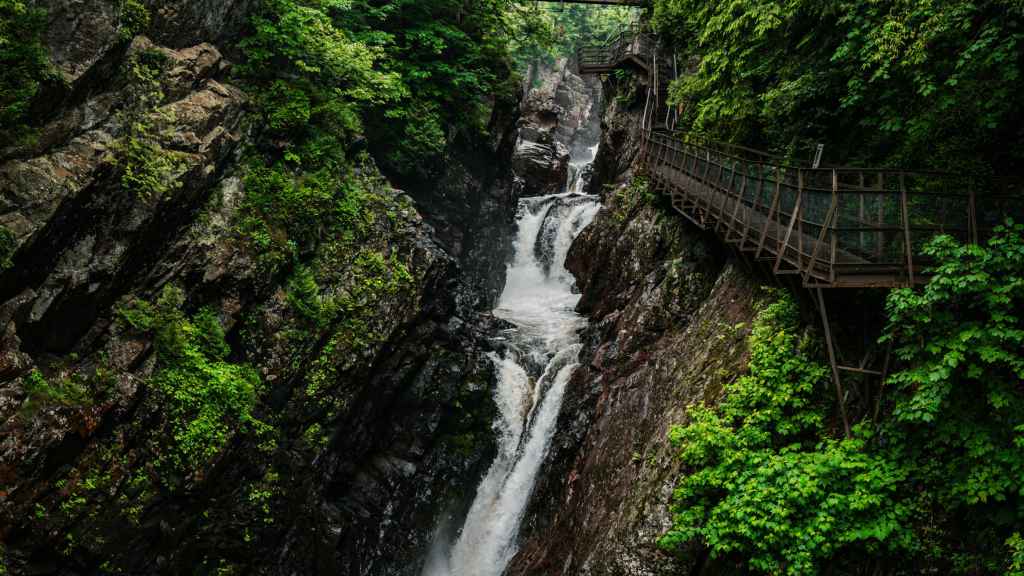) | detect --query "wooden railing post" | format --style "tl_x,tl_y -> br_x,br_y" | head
804,169 -> 839,284
757,167 -> 782,259
899,172 -> 915,285
776,170 -> 804,273
876,173 -> 885,261
741,163 -> 766,249
858,173 -> 866,255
